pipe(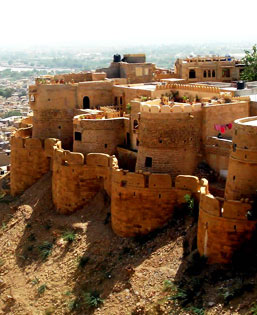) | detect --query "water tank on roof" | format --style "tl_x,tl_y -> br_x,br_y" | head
237,81 -> 245,90
113,54 -> 121,62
